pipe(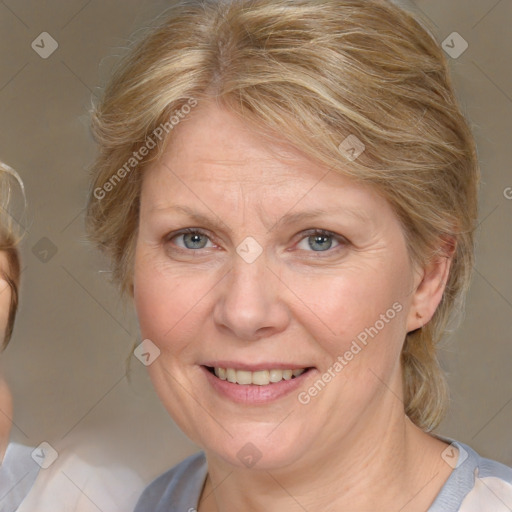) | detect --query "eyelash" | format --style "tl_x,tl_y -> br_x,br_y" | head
165,228 -> 348,256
